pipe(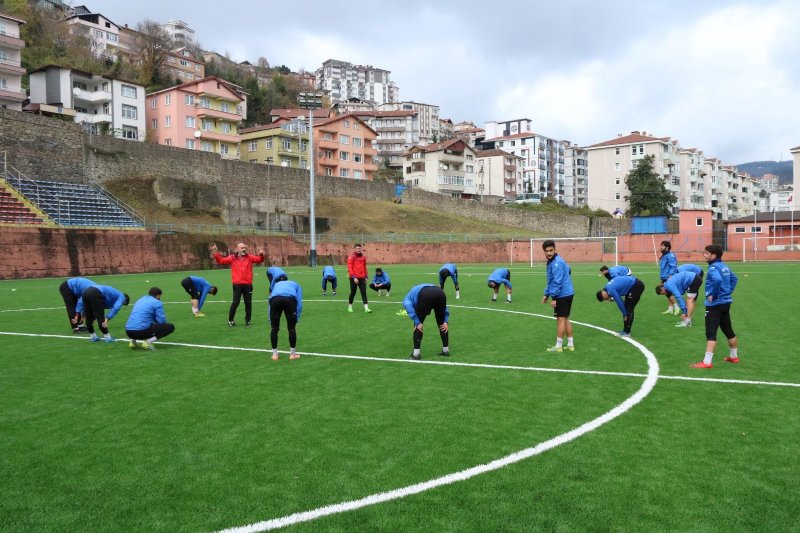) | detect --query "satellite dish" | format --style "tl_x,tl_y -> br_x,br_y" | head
194,130 -> 201,138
